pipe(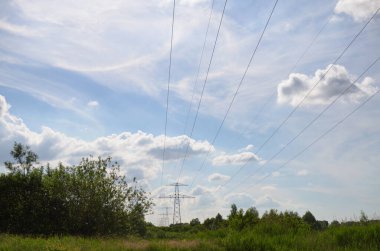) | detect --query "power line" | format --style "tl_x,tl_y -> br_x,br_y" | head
161,0 -> 176,187
227,56 -> 379,194
223,57 -> 380,189
218,7 -> 379,189
176,0 -> 228,183
189,0 -> 279,187
195,58 -> 379,199
254,8 -> 379,156
182,0 -> 216,136
241,88 -> 380,193
240,13 -> 334,138
172,0 -> 216,172
159,183 -> 195,224
158,206 -> 171,227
